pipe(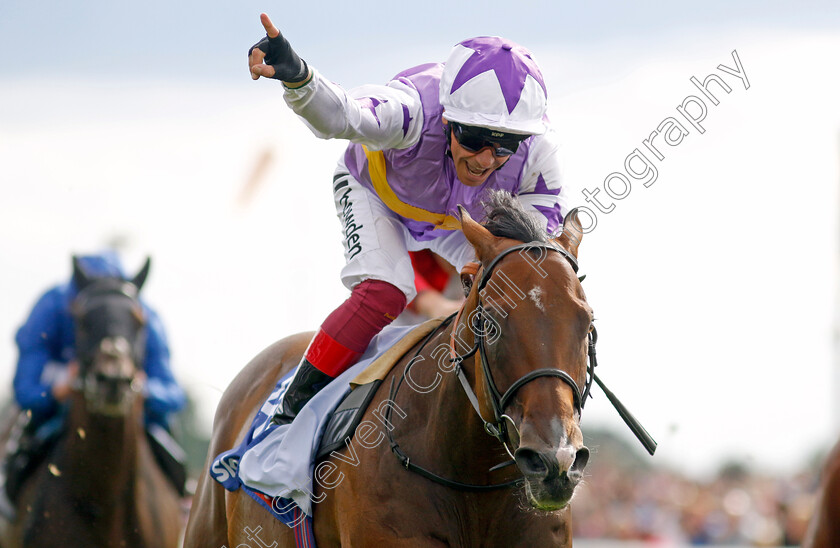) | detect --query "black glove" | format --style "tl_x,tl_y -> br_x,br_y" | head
249,31 -> 309,83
